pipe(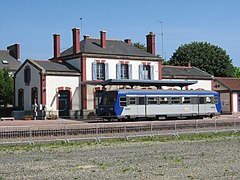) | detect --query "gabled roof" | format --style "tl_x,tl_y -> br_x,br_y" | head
0,50 -> 21,71
60,38 -> 159,59
15,59 -> 80,76
215,77 -> 240,91
162,65 -> 213,79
